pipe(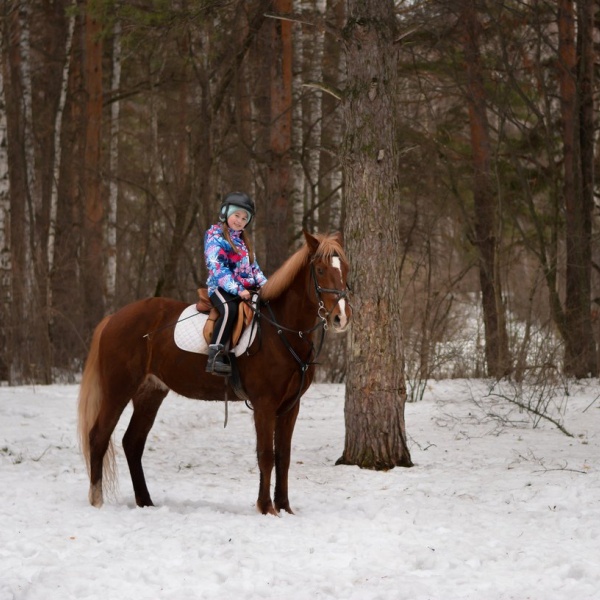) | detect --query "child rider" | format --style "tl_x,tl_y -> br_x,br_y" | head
204,191 -> 267,375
